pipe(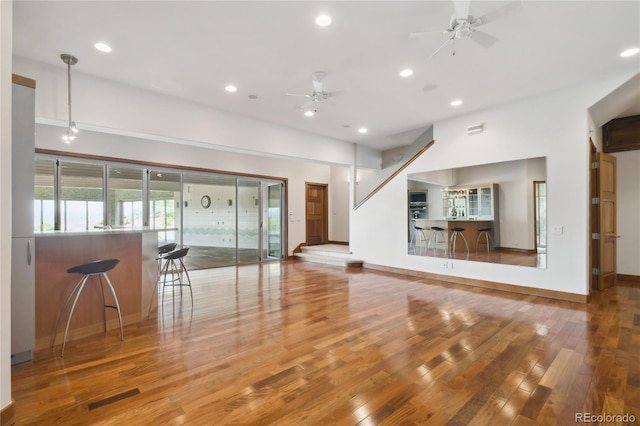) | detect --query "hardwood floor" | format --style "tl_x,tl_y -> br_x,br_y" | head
11,262 -> 640,425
